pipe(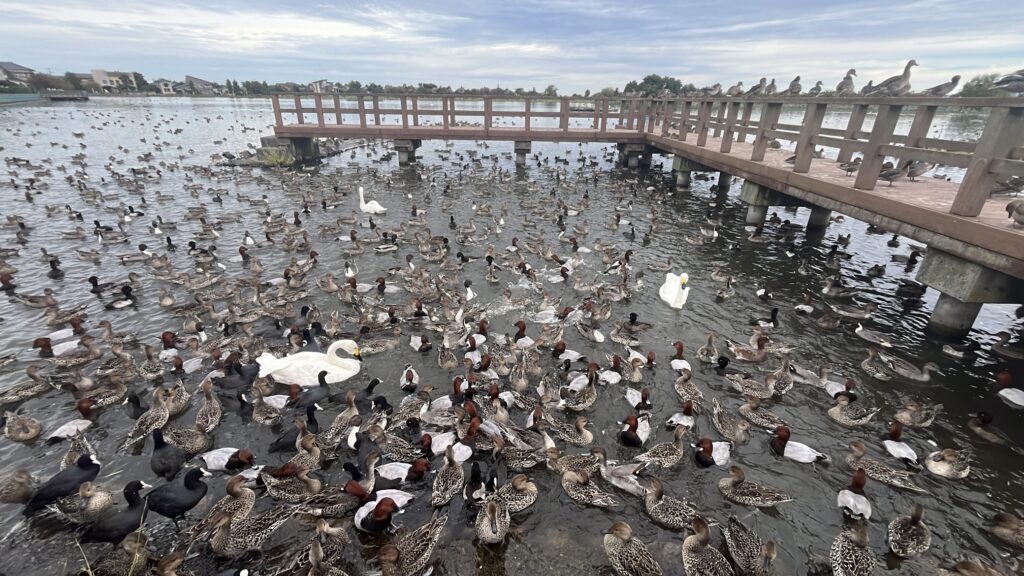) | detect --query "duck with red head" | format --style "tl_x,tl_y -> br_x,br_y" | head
32,337 -> 53,358
513,320 -> 534,348
356,495 -> 398,533
771,426 -> 830,464
882,421 -> 920,468
619,413 -> 650,448
670,341 -> 691,373
837,468 -> 871,519
996,370 -> 1024,409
